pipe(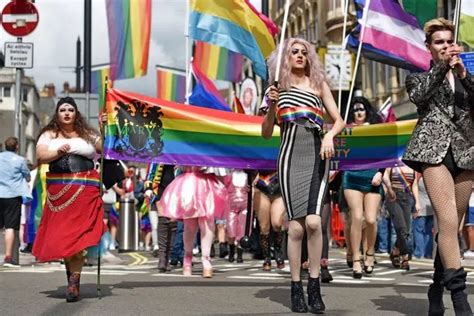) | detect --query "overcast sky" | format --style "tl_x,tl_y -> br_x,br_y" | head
0,0 -> 261,97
